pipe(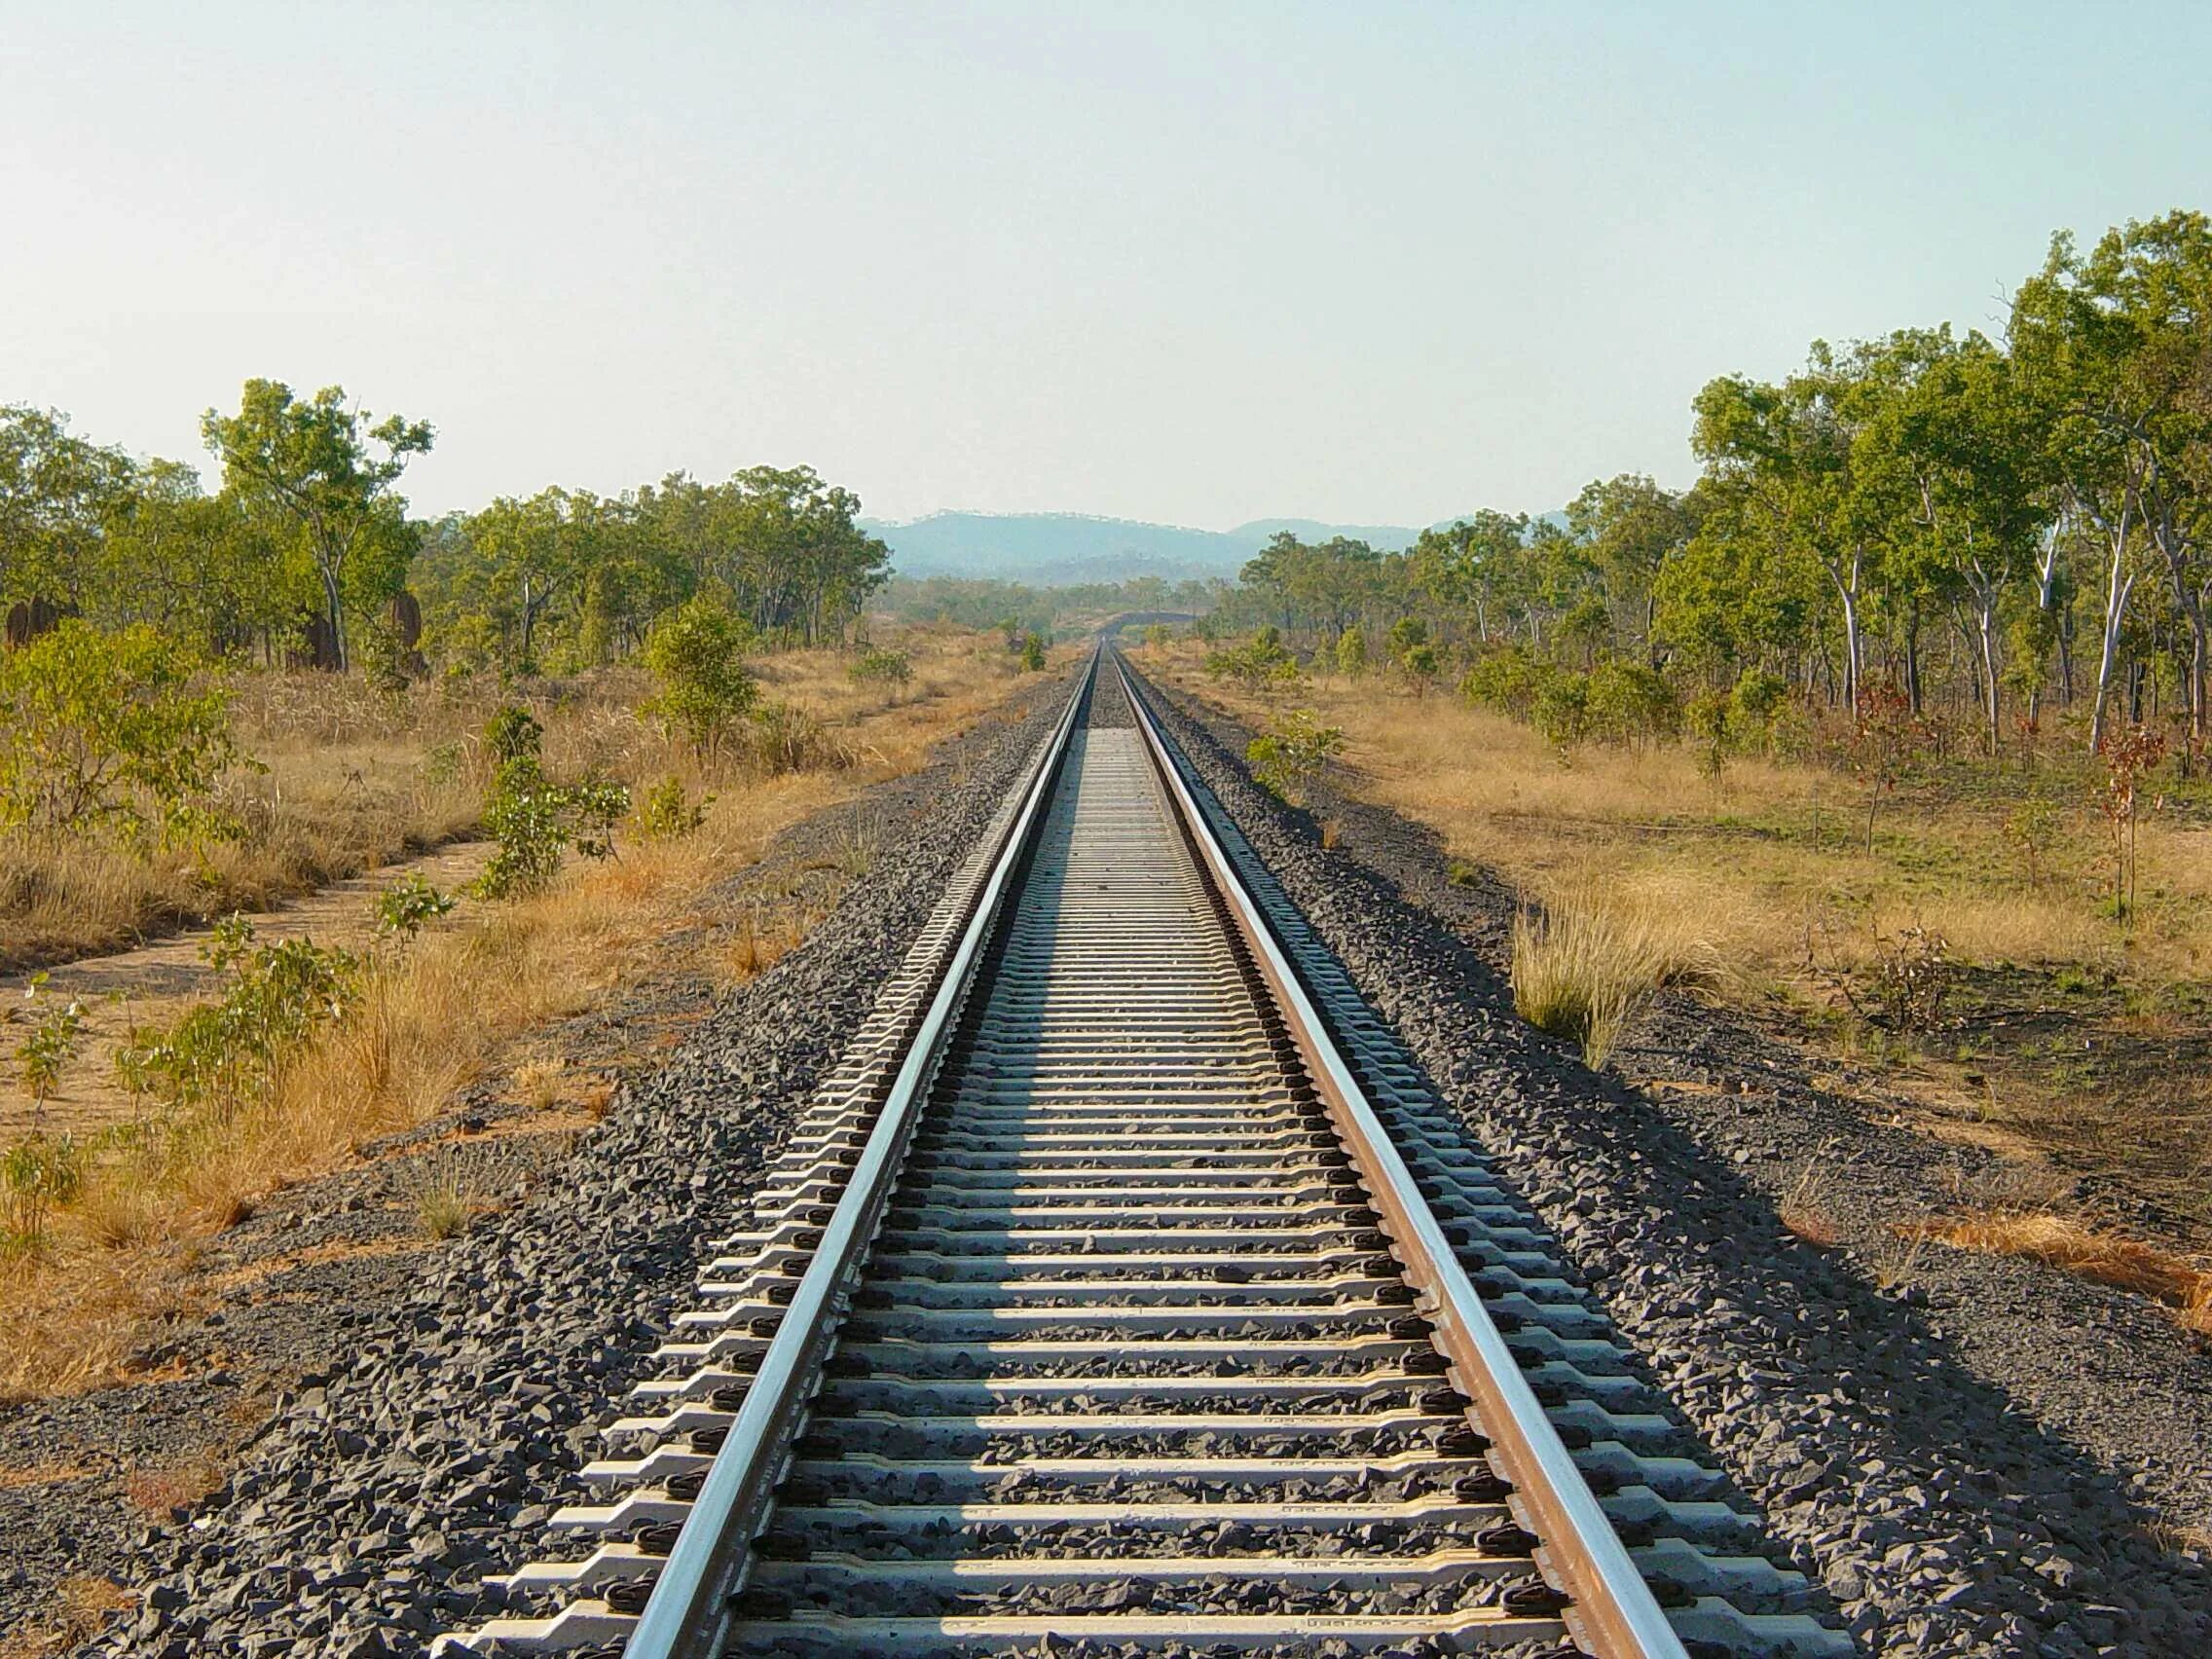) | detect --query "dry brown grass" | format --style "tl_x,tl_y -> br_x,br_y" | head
1929,1210 -> 2212,1332
0,625 -> 1023,1402
0,1573 -> 134,1657
122,1450 -> 226,1517
1152,643 -> 2212,988
1778,1158 -> 1844,1248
